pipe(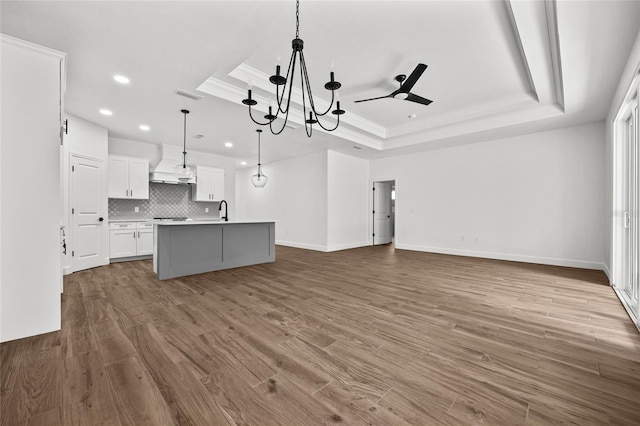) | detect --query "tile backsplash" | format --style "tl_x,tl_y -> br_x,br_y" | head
109,182 -> 220,219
